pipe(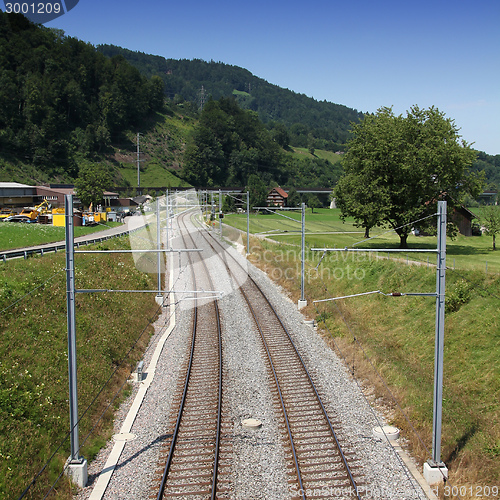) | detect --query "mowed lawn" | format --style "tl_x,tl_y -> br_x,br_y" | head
0,221 -> 123,251
223,208 -> 500,273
